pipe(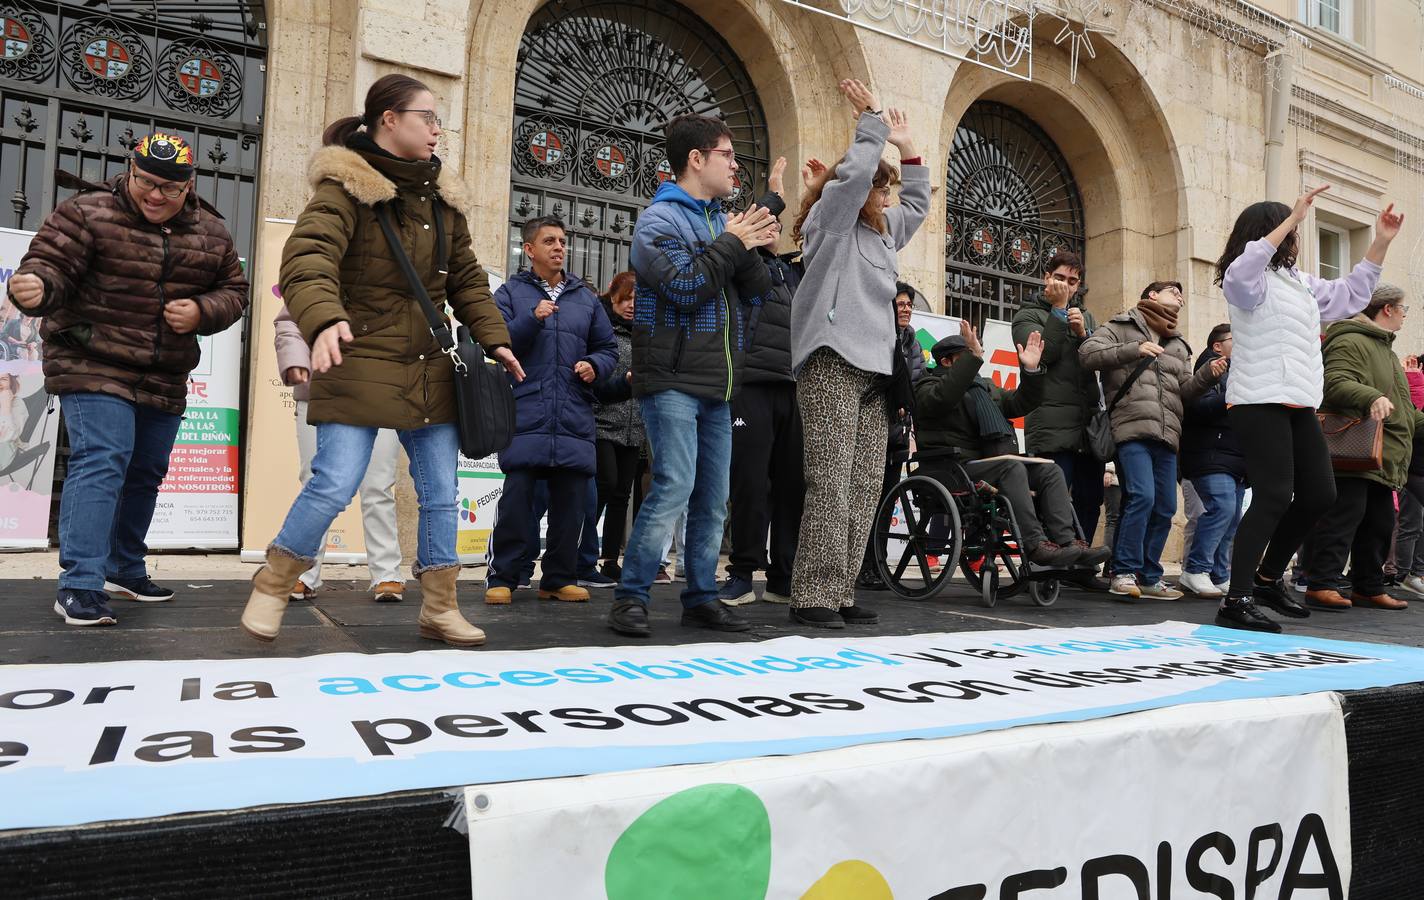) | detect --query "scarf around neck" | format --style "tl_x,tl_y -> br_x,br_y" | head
966,377 -> 1015,453
1137,299 -> 1180,339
